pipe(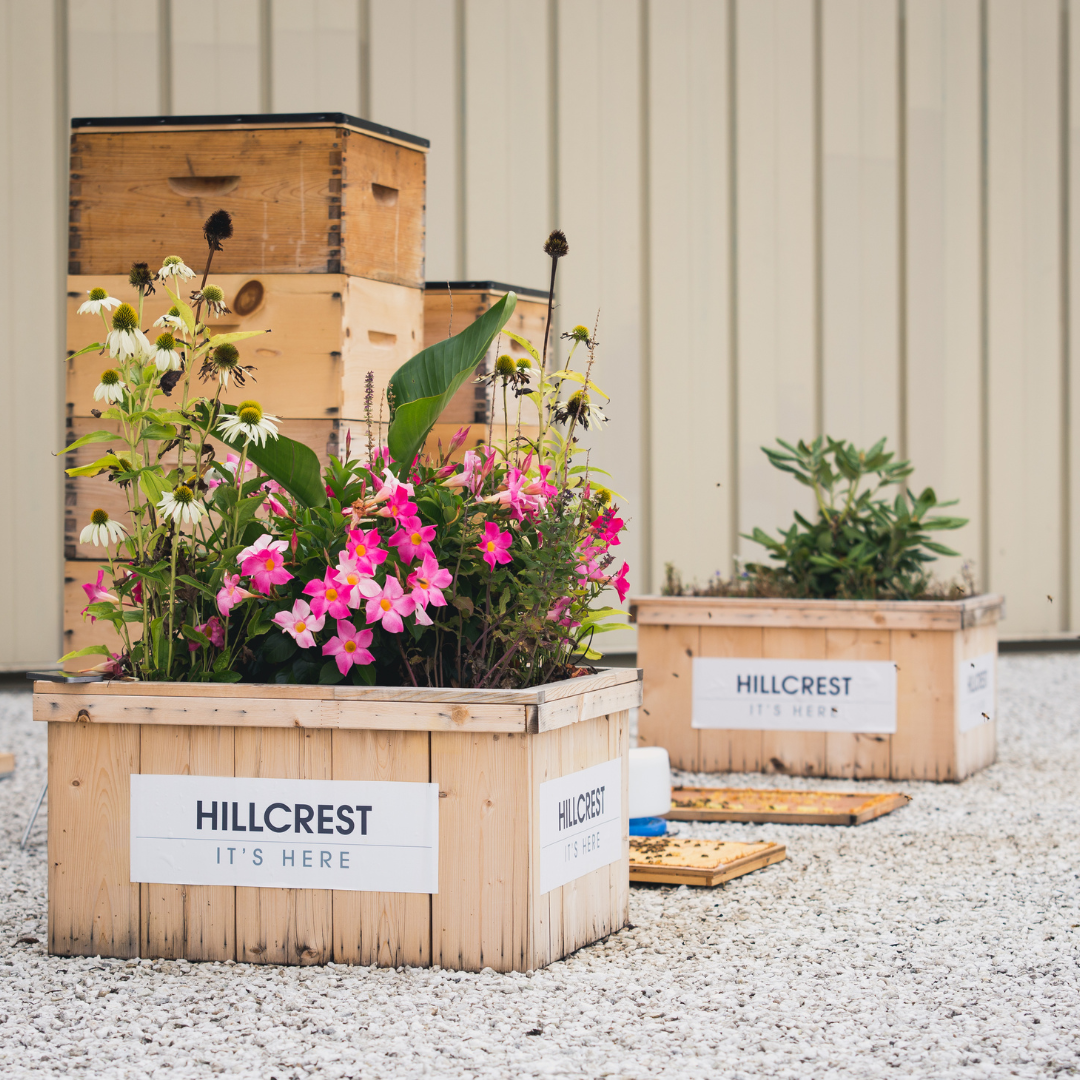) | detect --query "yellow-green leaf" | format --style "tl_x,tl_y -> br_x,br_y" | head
207,330 -> 269,348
